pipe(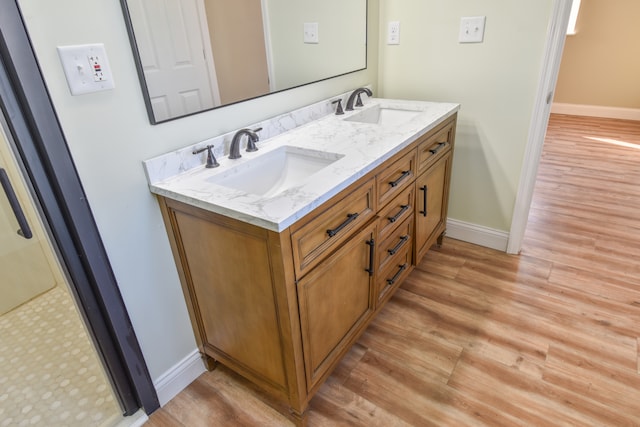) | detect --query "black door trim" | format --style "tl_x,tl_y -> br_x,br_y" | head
0,0 -> 159,415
